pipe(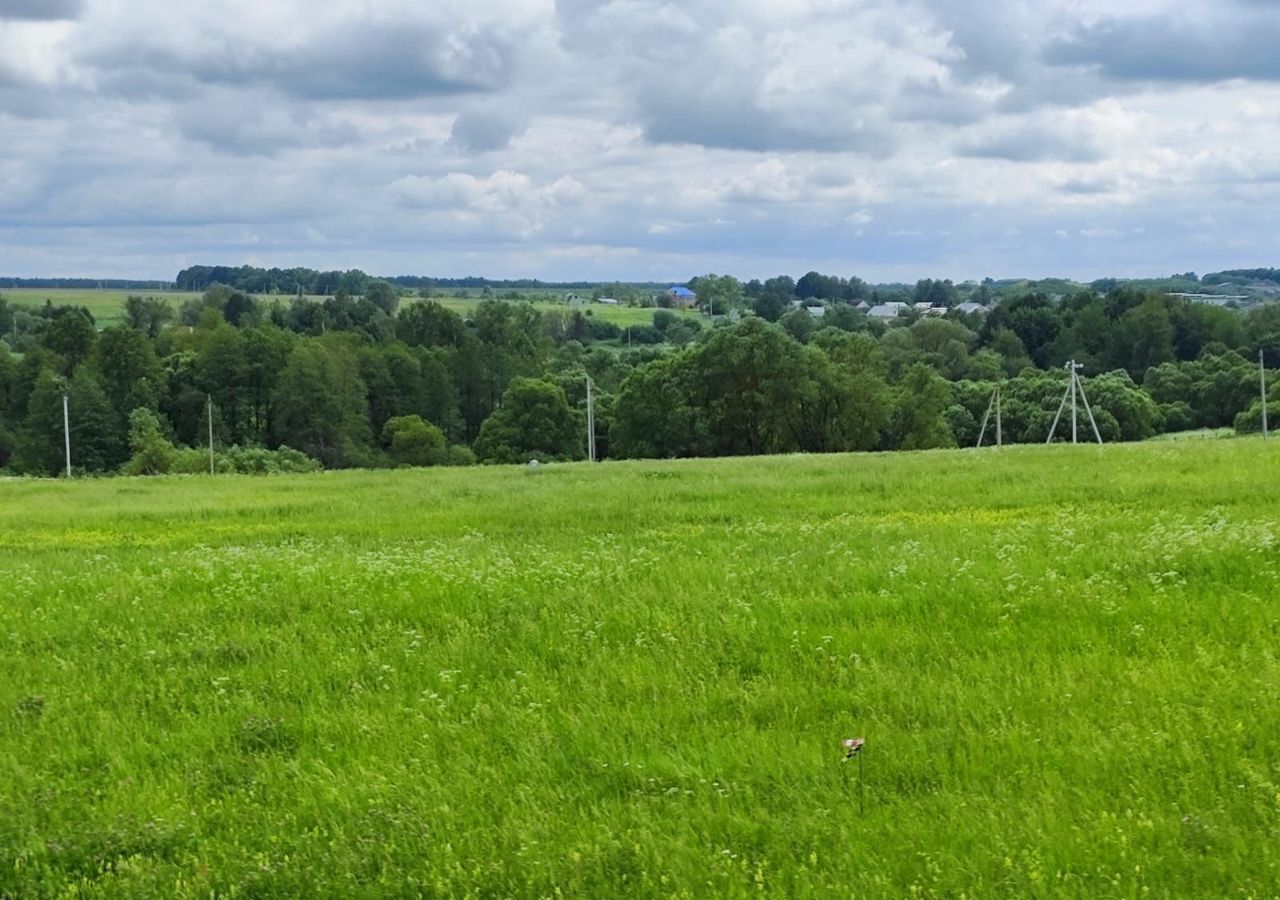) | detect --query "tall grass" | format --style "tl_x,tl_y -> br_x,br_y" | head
1,442 -> 1277,897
